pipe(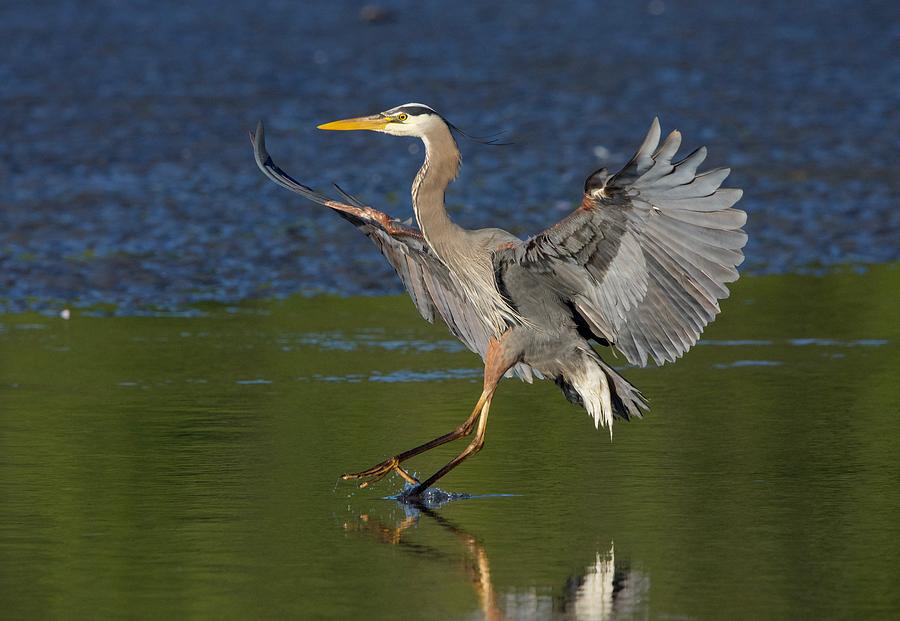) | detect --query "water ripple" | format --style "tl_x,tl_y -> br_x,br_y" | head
713,360 -> 783,369
305,368 -> 480,384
